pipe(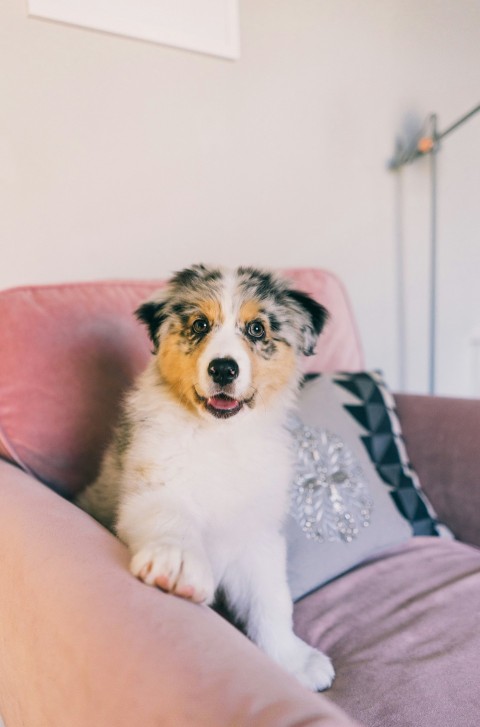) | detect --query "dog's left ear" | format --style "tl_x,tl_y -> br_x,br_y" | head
287,290 -> 329,356
135,300 -> 167,352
